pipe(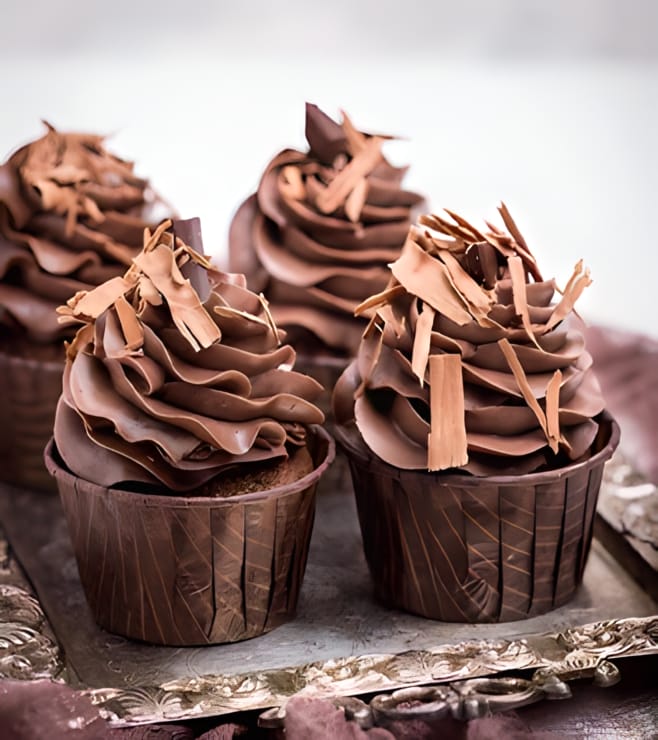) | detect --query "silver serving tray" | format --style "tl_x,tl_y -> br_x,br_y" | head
0,453 -> 656,727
